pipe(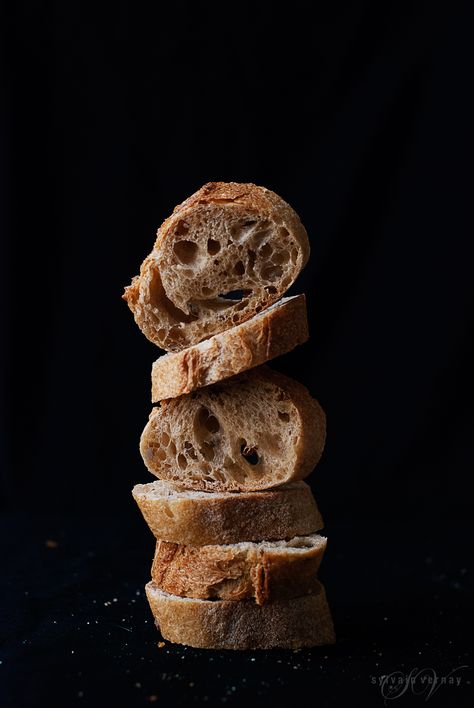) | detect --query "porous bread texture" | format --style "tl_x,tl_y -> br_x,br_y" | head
145,581 -> 336,649
140,366 -> 326,492
123,182 -> 310,351
132,479 -> 324,545
151,295 -> 308,401
151,533 -> 327,604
